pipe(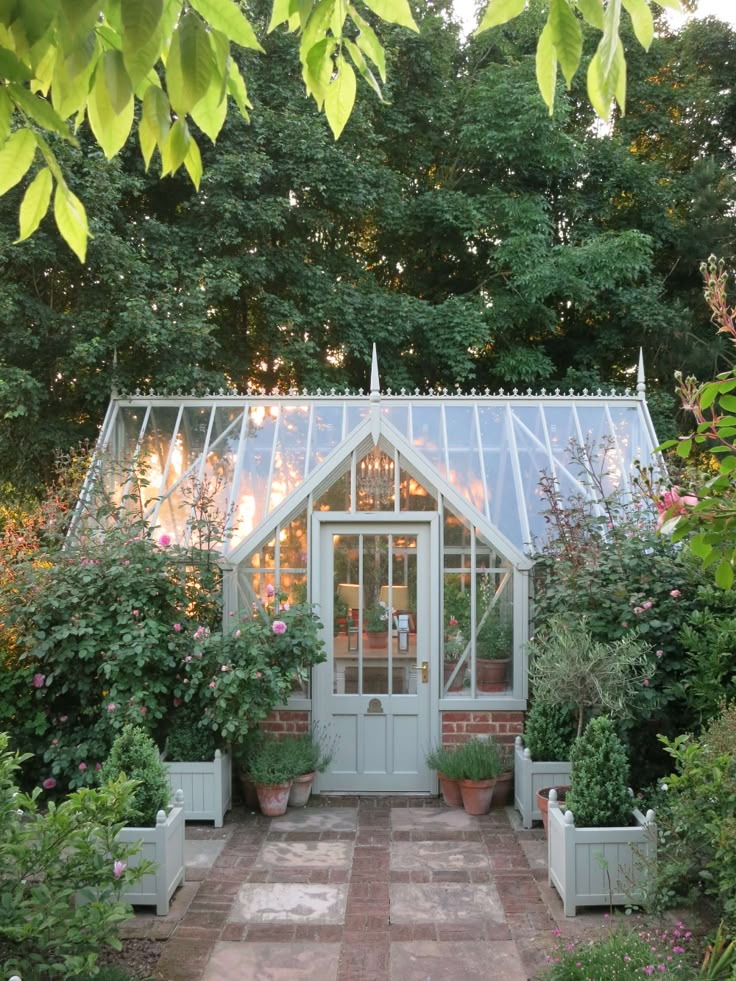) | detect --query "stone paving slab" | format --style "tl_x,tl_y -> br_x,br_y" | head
390,840 -> 490,872
229,883 -> 349,924
201,941 -> 340,980
268,807 -> 358,832
257,841 -> 354,868
390,940 -> 528,981
184,839 -> 226,869
390,808 -> 482,833
389,882 -> 505,924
